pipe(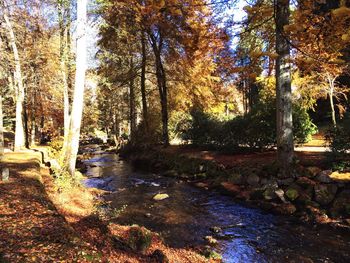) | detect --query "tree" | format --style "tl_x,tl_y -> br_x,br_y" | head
58,0 -> 71,149
63,0 -> 87,176
1,0 -> 25,151
275,0 -> 294,177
